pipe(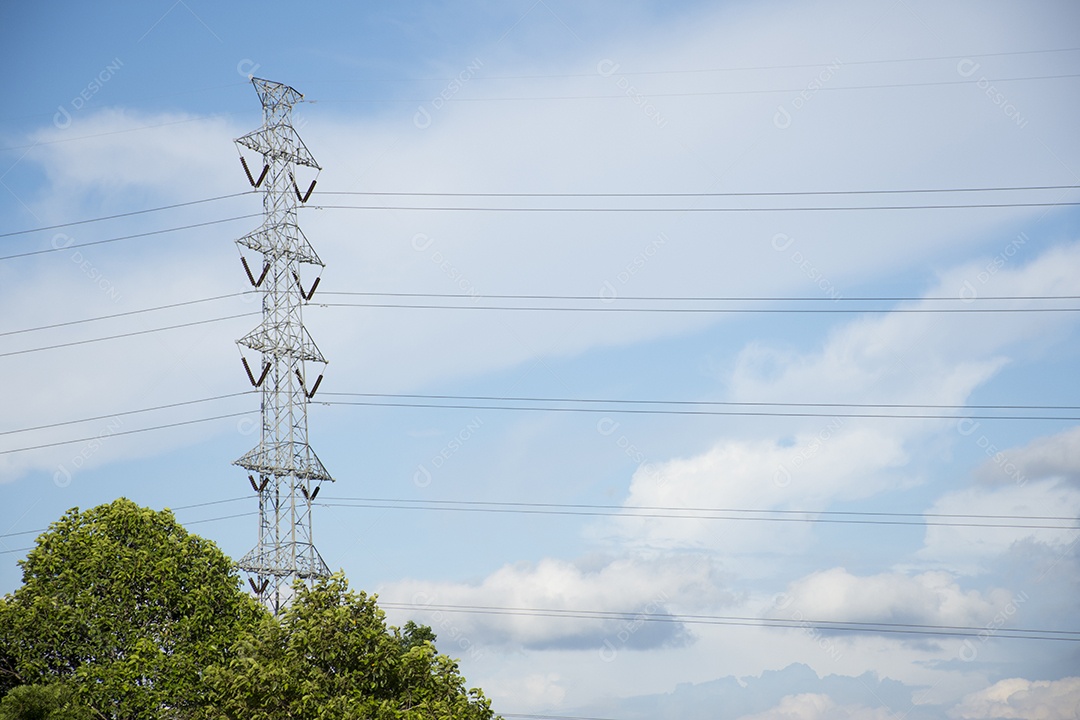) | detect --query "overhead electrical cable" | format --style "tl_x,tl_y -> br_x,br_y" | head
0,192 -> 254,238
321,391 -> 1080,412
0,214 -> 262,261
322,496 -> 1079,523
321,500 -> 1080,528
0,392 -> 254,437
318,301 -> 1080,314
0,293 -> 250,337
314,183 -> 1080,198
310,200 -> 1080,212
0,312 -> 258,359
321,291 -> 1080,303
2,494 -> 1073,539
375,601 -> 1080,642
0,411 -> 252,456
316,72 -> 1080,105
321,399 -> 1080,421
433,46 -> 1080,80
